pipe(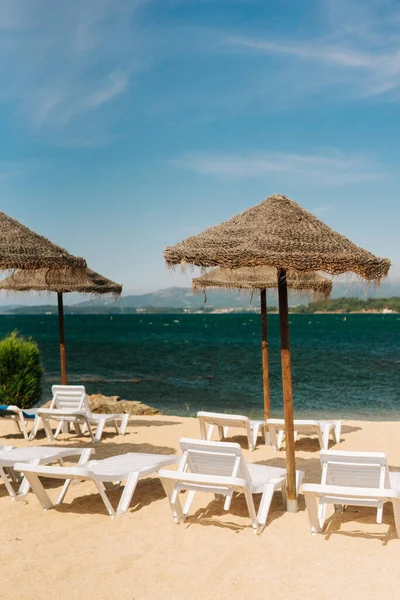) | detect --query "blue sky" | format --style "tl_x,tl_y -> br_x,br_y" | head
0,0 -> 399,303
